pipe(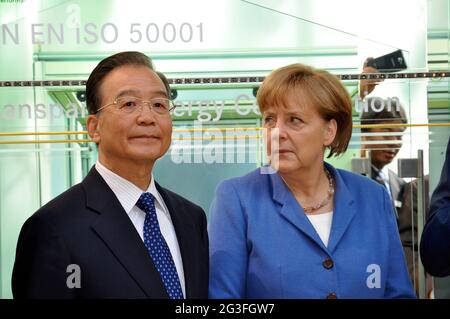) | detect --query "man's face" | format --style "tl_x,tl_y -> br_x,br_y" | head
361,120 -> 405,170
87,65 -> 172,168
